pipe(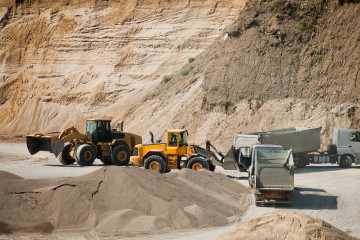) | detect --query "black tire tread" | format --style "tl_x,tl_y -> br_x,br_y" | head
144,155 -> 167,173
110,145 -> 131,166
57,143 -> 75,165
339,155 -> 353,168
75,144 -> 96,166
186,156 -> 210,171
